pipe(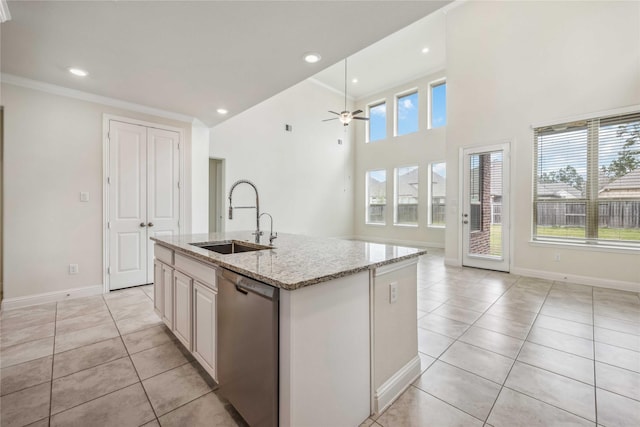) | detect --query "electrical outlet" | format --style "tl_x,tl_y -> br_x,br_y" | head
389,282 -> 398,304
80,192 -> 89,202
69,264 -> 79,274
553,253 -> 560,262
